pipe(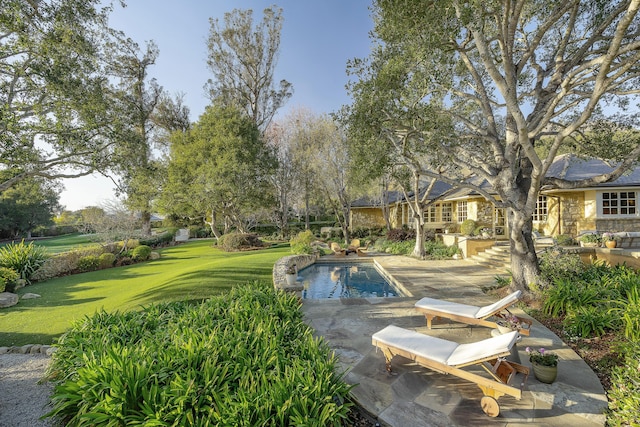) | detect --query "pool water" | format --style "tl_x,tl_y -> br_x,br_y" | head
298,263 -> 400,299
